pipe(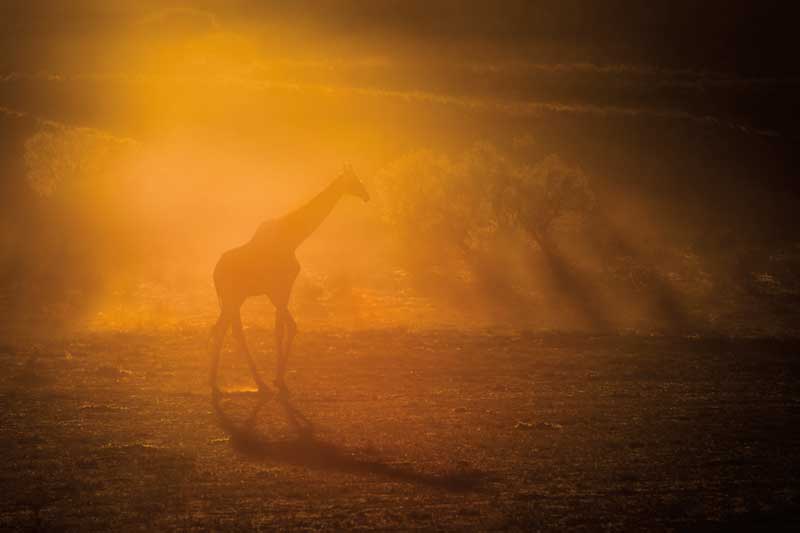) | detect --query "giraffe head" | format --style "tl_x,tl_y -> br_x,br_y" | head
339,163 -> 370,202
